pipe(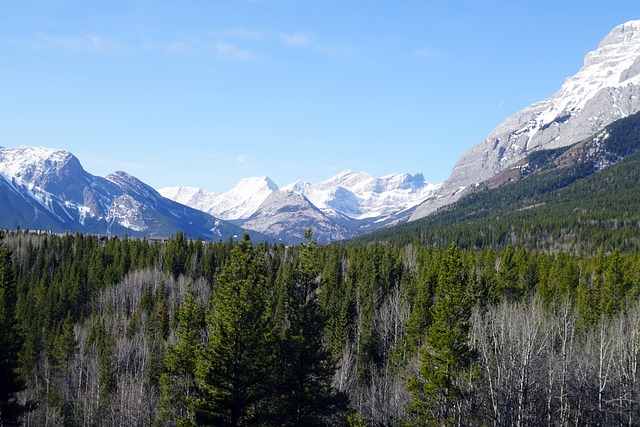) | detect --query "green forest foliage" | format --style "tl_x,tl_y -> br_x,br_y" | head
2,228 -> 640,425
362,111 -> 640,254
4,112 -> 640,424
